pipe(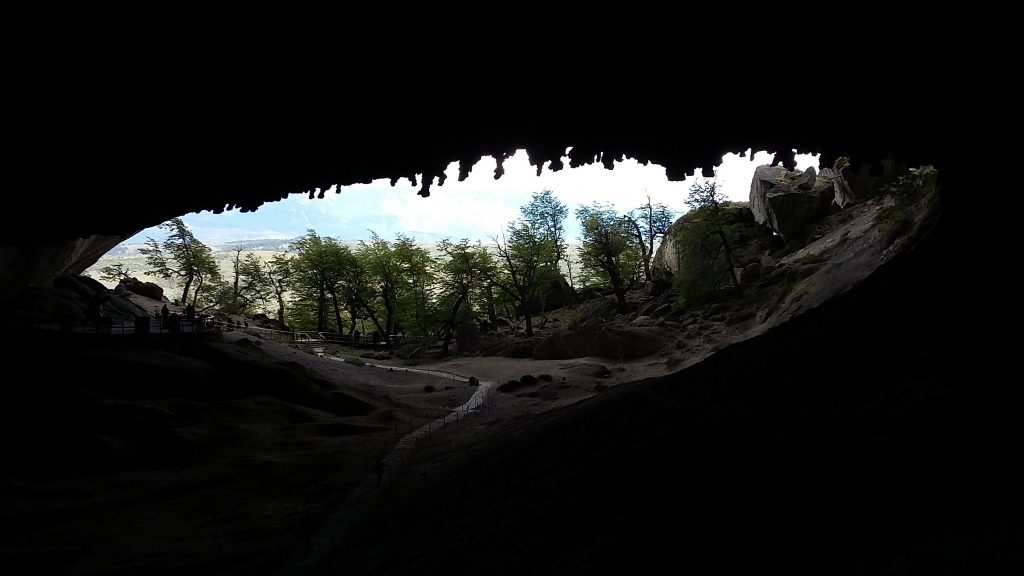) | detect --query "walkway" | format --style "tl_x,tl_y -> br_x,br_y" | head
275,360 -> 495,575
